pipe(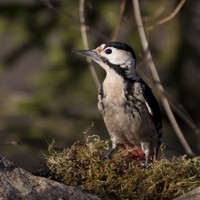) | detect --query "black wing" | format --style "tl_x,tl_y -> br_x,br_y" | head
140,79 -> 162,147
